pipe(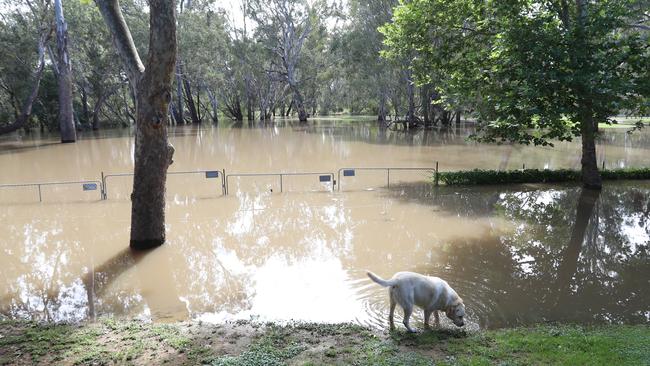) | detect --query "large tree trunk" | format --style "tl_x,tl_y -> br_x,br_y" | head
0,31 -> 50,135
54,0 -> 77,143
96,0 -> 176,250
580,113 -> 602,189
291,87 -> 308,122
